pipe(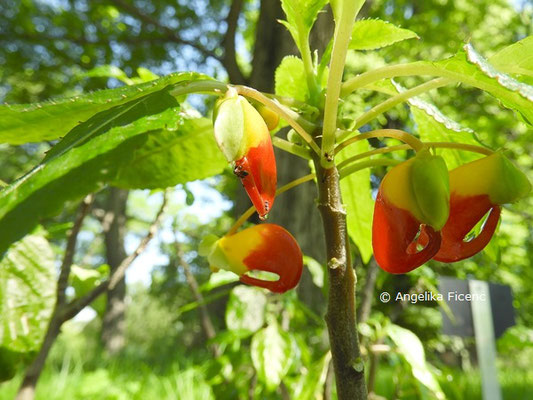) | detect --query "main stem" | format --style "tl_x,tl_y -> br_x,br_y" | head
313,156 -> 367,400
